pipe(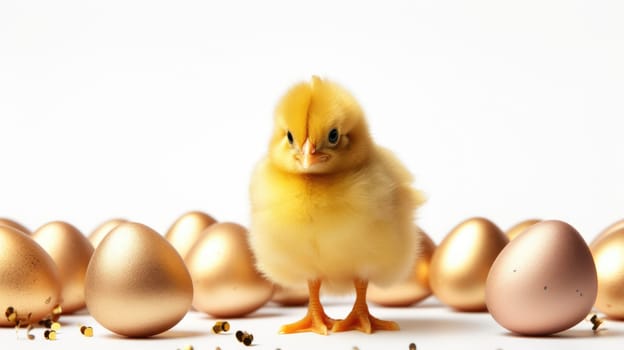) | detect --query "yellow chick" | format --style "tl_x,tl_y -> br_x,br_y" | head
249,76 -> 425,334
